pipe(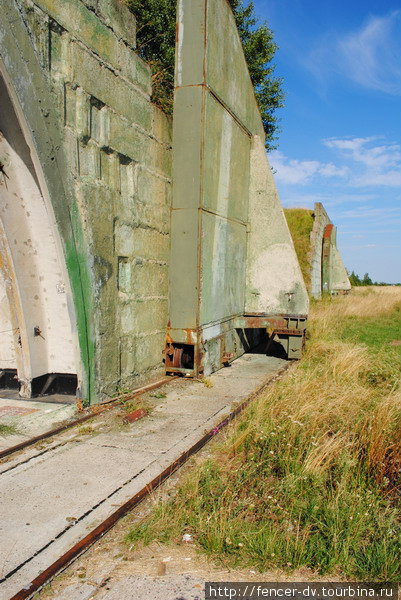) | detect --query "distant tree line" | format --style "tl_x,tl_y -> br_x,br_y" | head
348,271 -> 401,287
